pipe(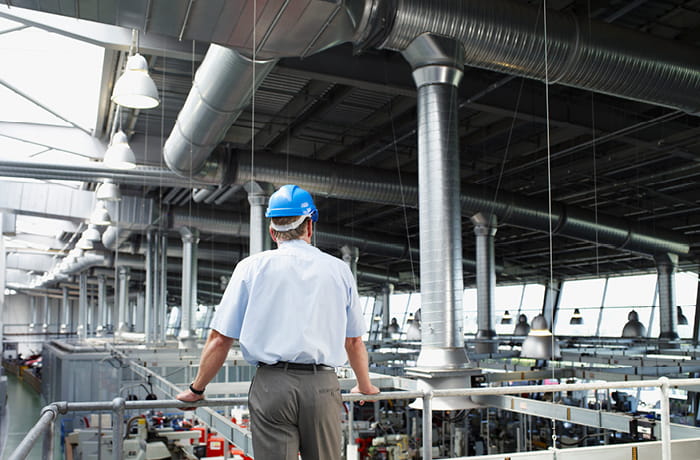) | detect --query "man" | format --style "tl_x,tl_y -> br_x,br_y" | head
176,184 -> 379,460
